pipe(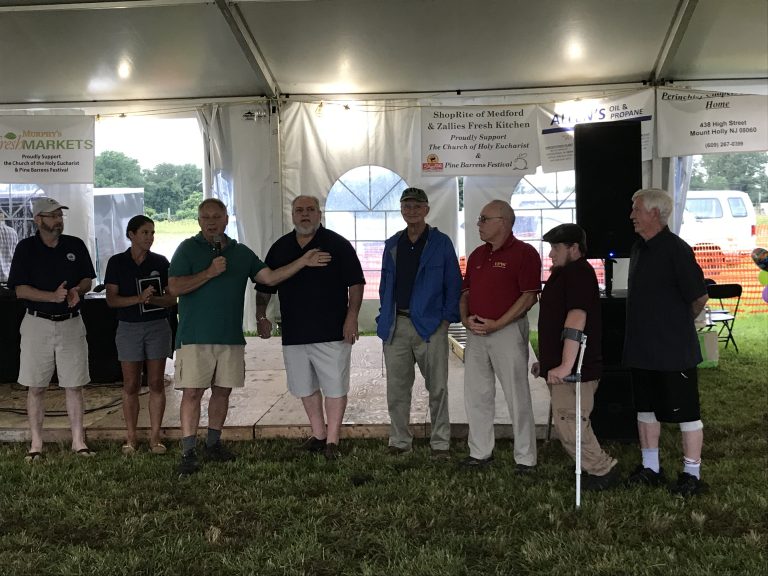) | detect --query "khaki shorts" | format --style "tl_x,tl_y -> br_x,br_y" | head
18,313 -> 90,388
174,344 -> 245,389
